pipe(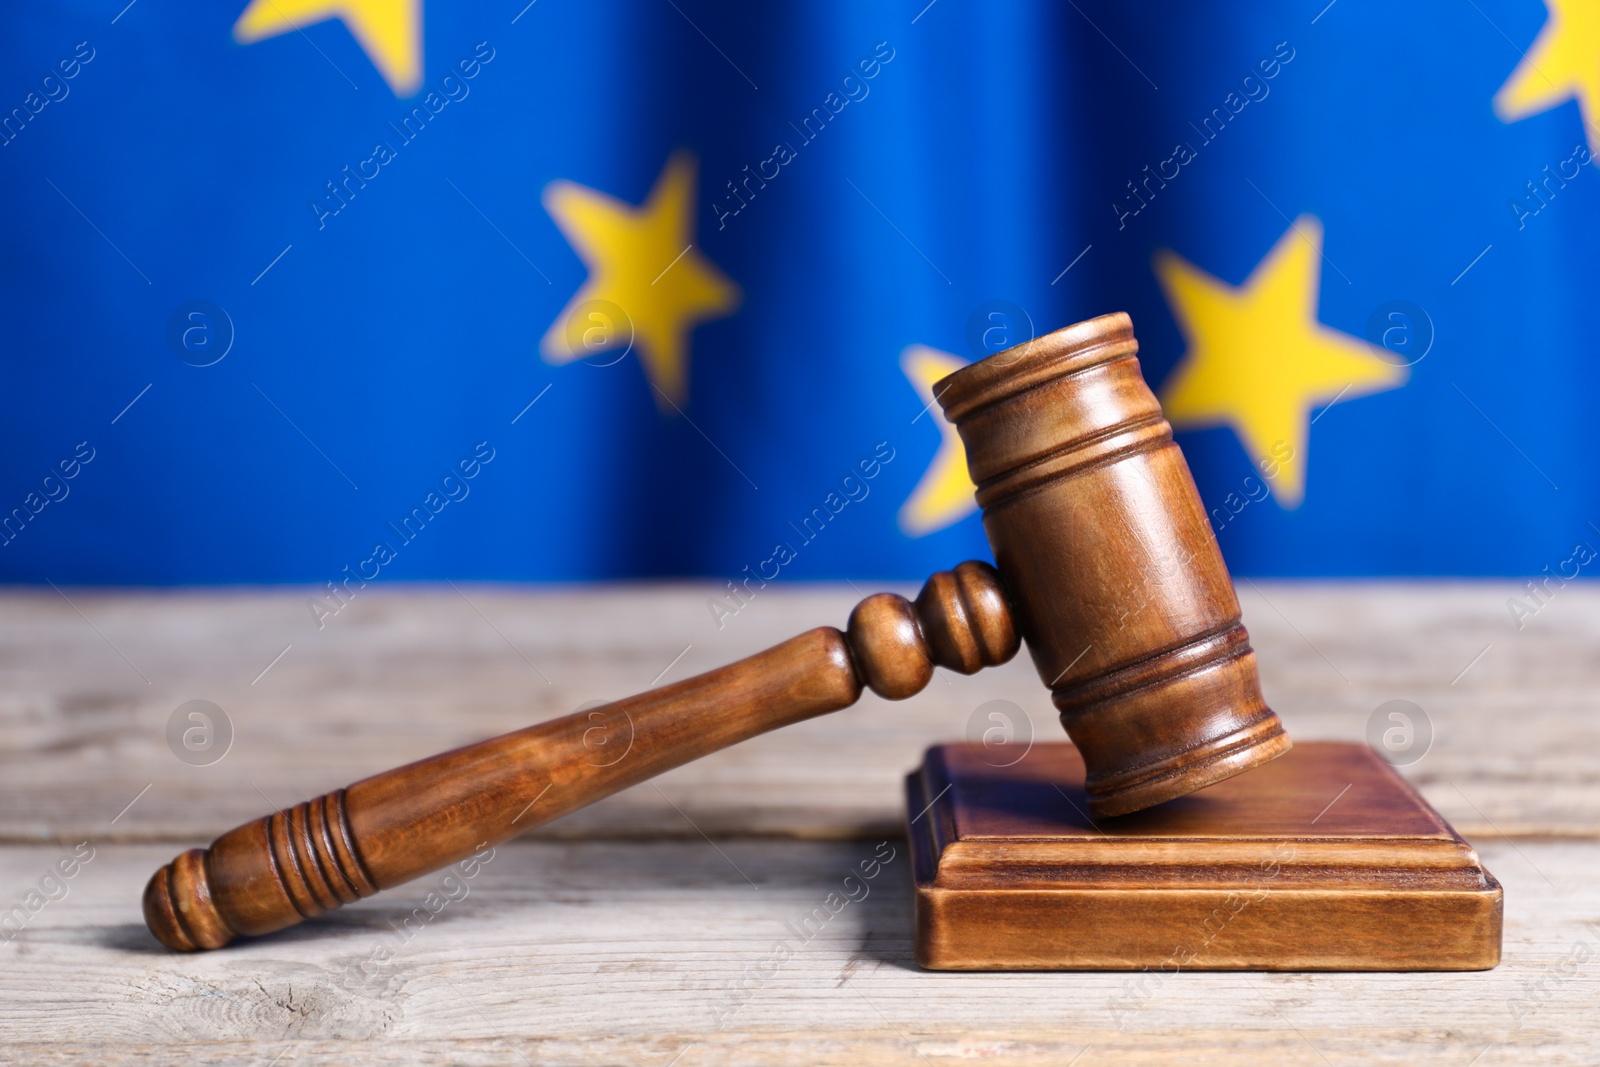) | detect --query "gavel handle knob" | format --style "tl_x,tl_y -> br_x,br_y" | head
144,561 -> 1019,950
